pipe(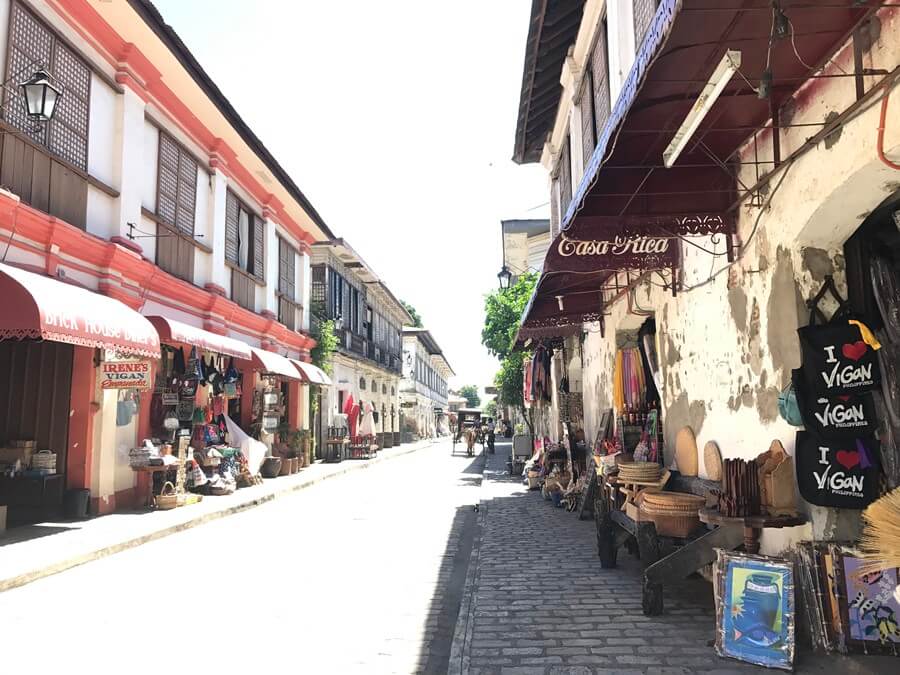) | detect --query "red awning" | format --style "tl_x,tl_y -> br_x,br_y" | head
565,0 -> 872,233
290,359 -> 332,386
0,262 -> 161,358
249,347 -> 301,380
146,315 -> 252,359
